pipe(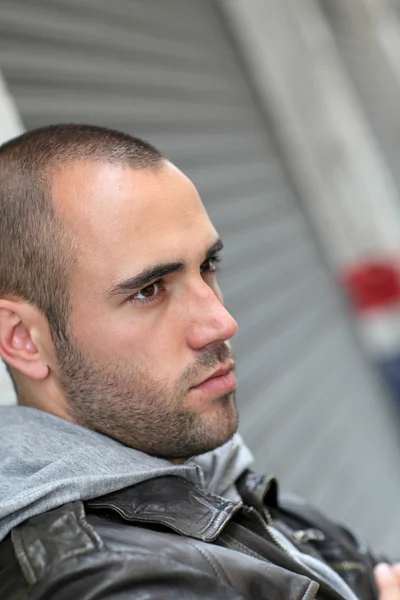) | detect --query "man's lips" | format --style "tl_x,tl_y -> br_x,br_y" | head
191,362 -> 236,396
